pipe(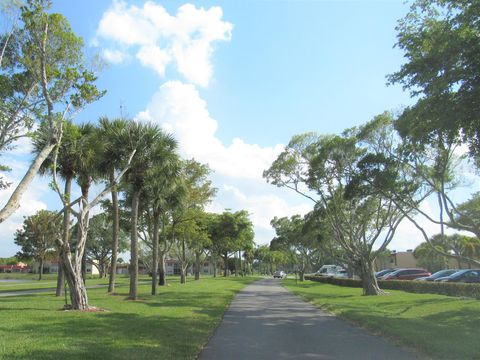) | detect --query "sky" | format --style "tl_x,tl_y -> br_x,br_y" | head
0,0 -> 476,257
